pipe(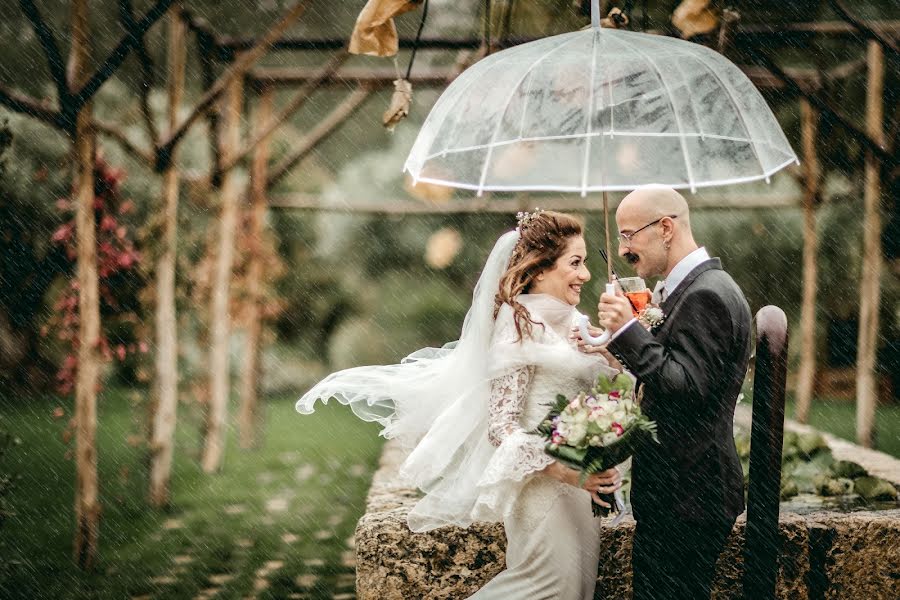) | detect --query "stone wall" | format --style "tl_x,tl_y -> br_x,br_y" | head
356,434 -> 900,599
